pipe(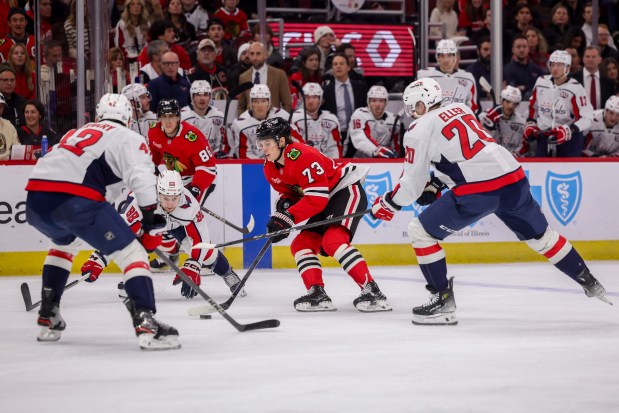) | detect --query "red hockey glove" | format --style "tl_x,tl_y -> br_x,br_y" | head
416,175 -> 447,206
81,250 -> 108,282
480,105 -> 503,130
373,146 -> 397,158
179,259 -> 201,299
523,120 -> 541,142
139,204 -> 166,252
266,211 -> 294,243
371,191 -> 402,221
545,124 -> 577,145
